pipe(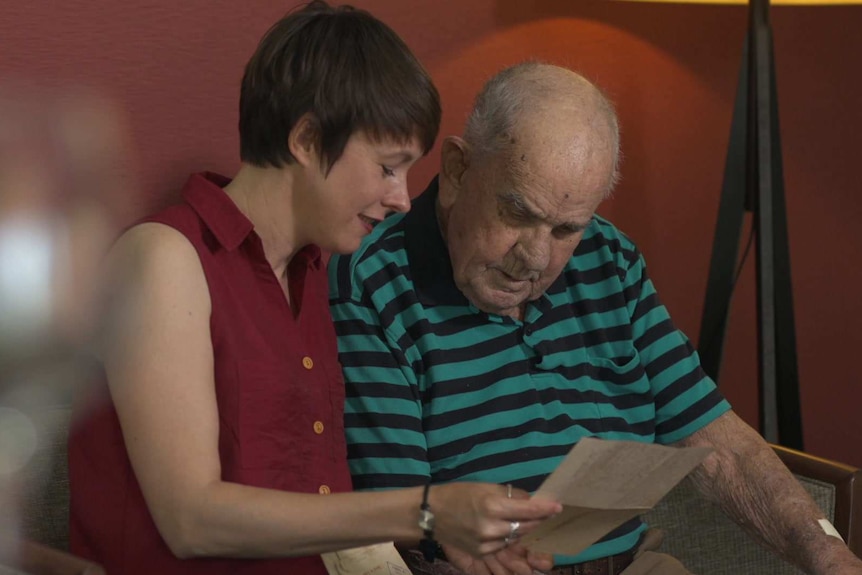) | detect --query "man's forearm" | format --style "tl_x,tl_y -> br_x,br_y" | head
676,411 -> 862,574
